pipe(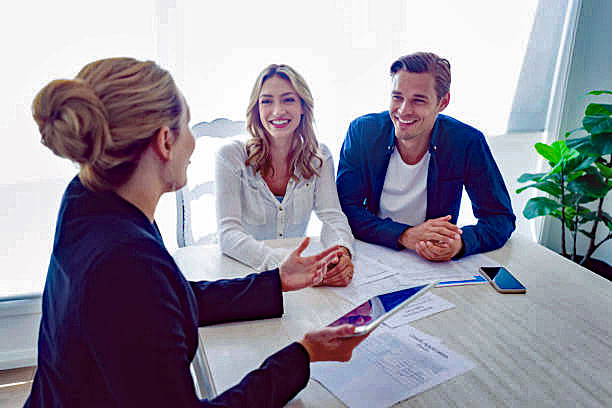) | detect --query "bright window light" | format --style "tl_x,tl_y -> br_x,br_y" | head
2,0 -> 539,297
0,0 -> 156,297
